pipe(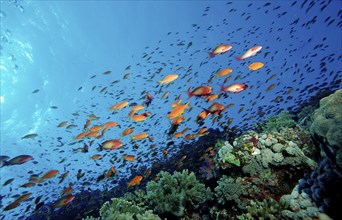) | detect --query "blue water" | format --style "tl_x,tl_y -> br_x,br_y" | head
0,0 -> 341,219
